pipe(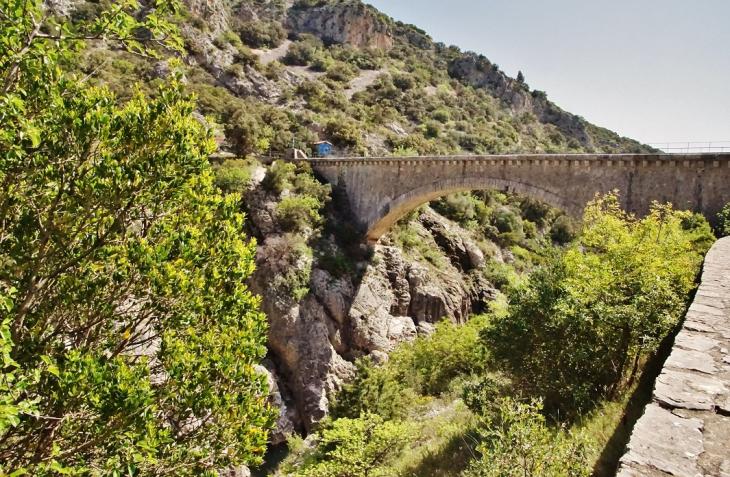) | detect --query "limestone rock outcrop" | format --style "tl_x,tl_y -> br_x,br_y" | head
287,3 -> 393,50
448,54 -> 592,147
